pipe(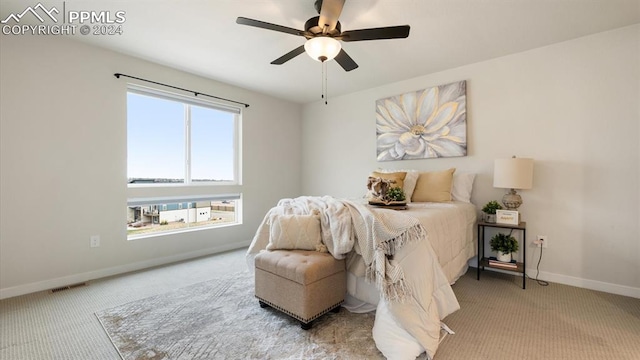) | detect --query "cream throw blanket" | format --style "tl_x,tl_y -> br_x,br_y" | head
247,196 -> 424,301
346,200 -> 426,301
